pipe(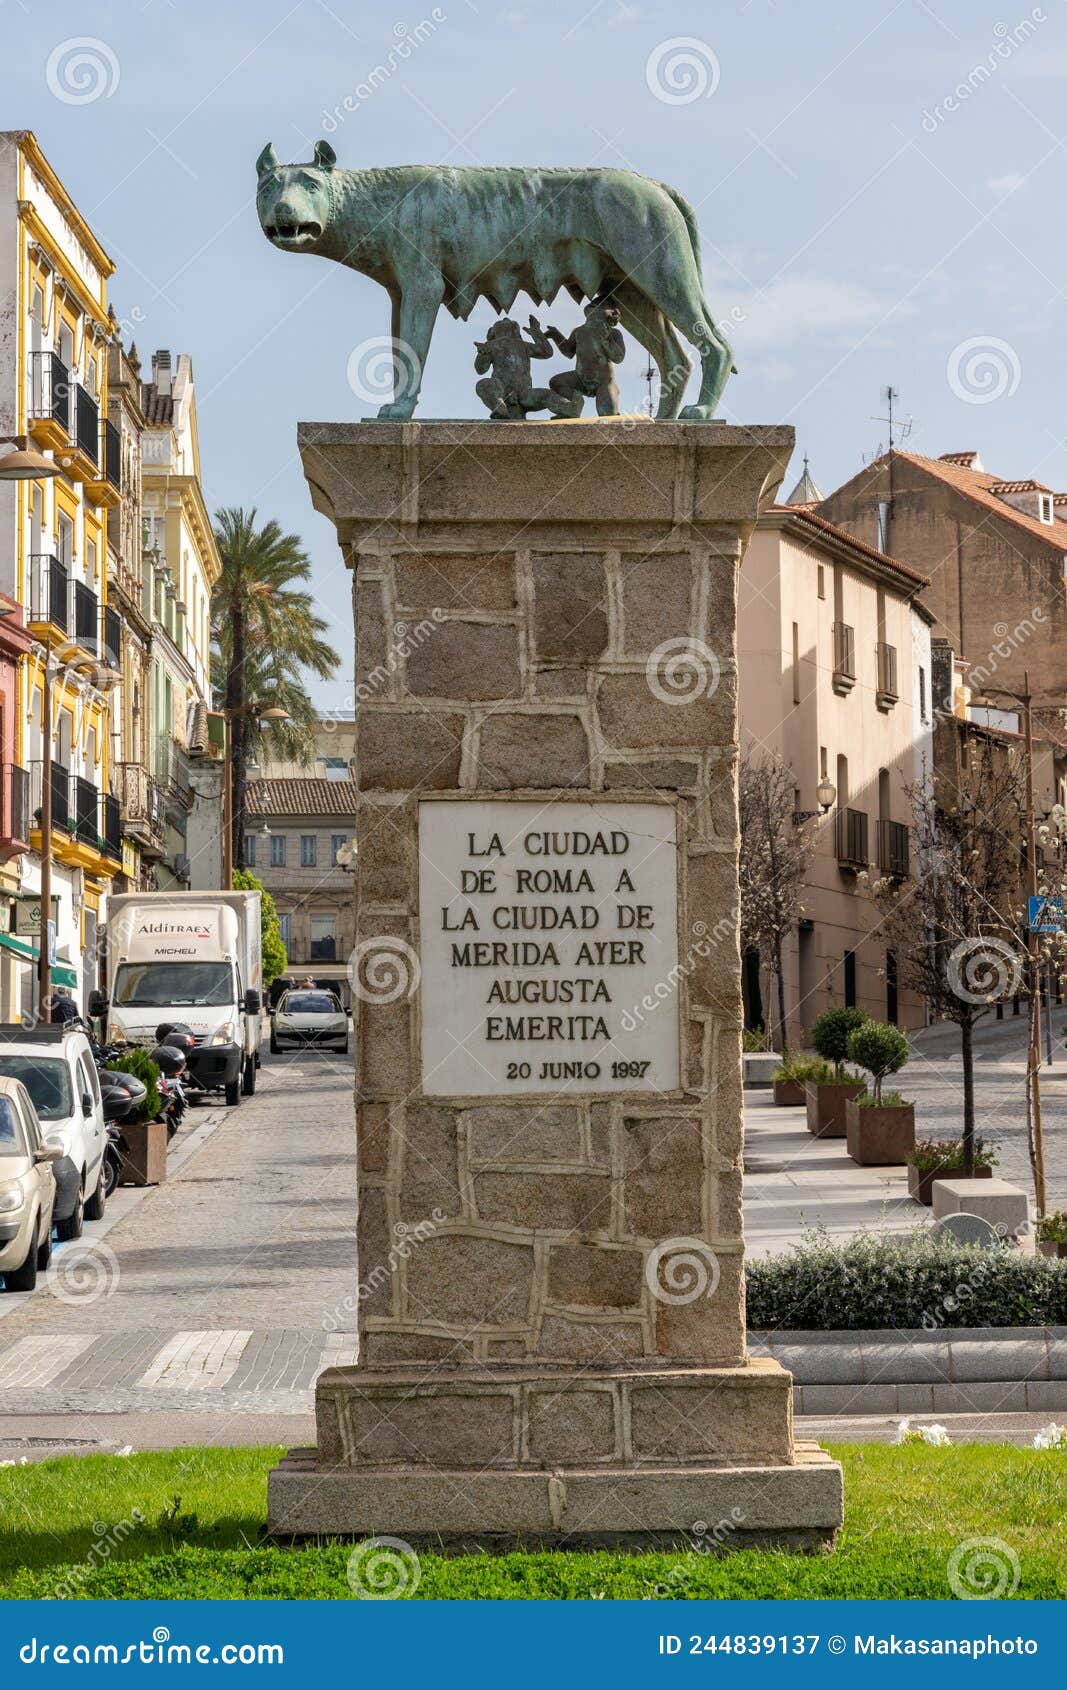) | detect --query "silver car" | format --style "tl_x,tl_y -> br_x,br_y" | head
270,989 -> 350,1054
0,1075 -> 63,1292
